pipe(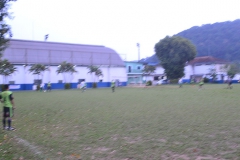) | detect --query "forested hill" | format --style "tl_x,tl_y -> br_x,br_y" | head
176,19 -> 240,62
